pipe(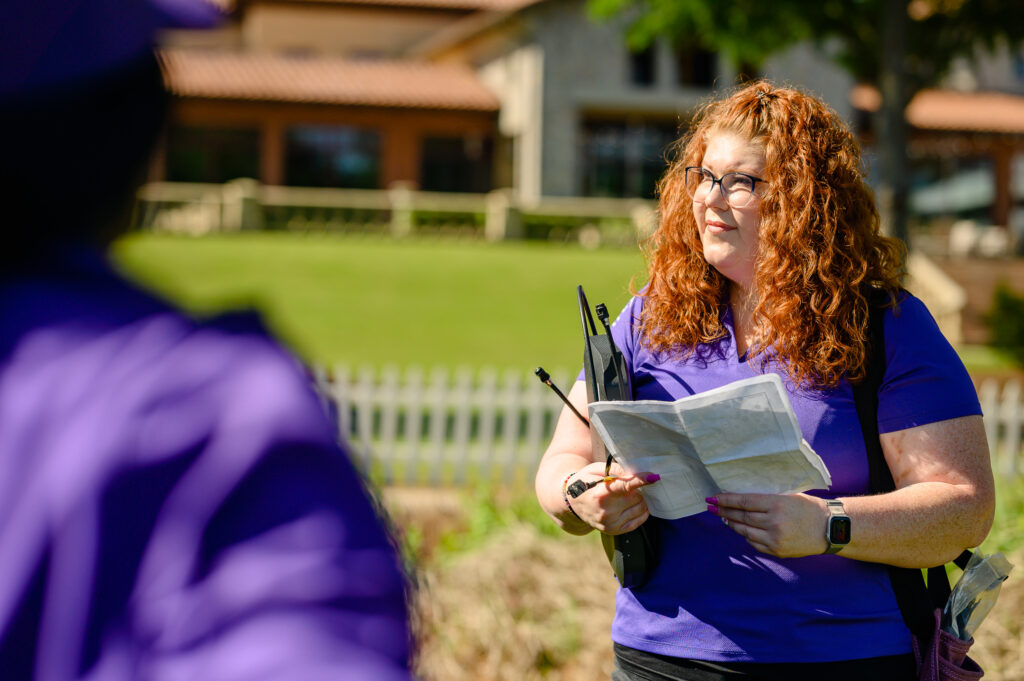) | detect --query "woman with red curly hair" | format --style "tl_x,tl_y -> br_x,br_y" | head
536,81 -> 993,680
